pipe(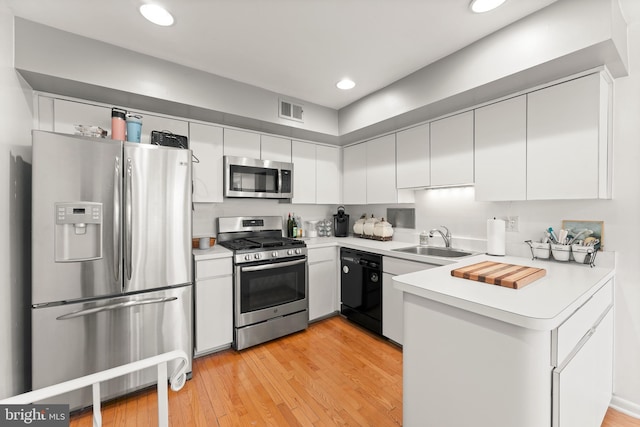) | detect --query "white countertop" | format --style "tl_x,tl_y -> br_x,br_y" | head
301,236 -> 461,266
192,236 -> 615,331
192,244 -> 233,261
393,254 -> 614,330
192,236 -> 462,265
